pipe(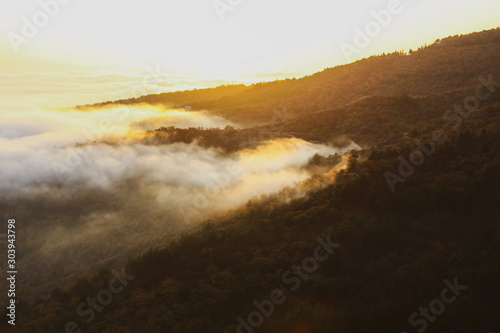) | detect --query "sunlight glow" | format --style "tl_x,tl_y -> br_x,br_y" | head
0,0 -> 498,79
